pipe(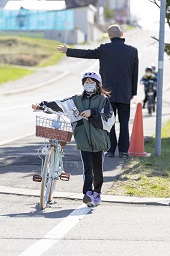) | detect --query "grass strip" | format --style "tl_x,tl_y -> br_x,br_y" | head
0,65 -> 34,85
108,120 -> 170,198
0,36 -> 66,84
